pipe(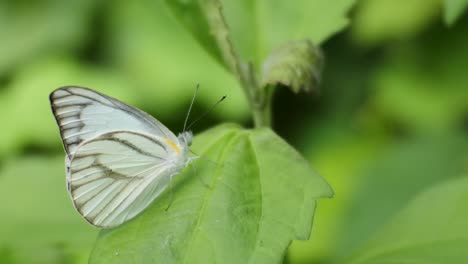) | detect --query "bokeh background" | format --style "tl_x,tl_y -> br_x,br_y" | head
0,0 -> 467,263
